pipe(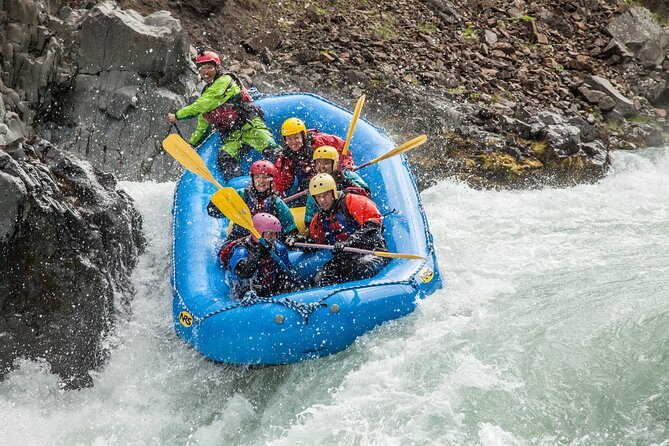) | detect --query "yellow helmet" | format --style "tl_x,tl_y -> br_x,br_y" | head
312,145 -> 339,171
281,118 -> 307,137
309,173 -> 338,199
